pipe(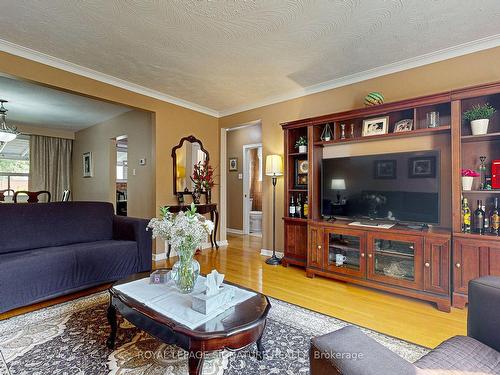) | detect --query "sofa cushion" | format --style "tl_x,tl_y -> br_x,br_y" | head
0,202 -> 114,254
415,335 -> 500,374
0,240 -> 138,313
